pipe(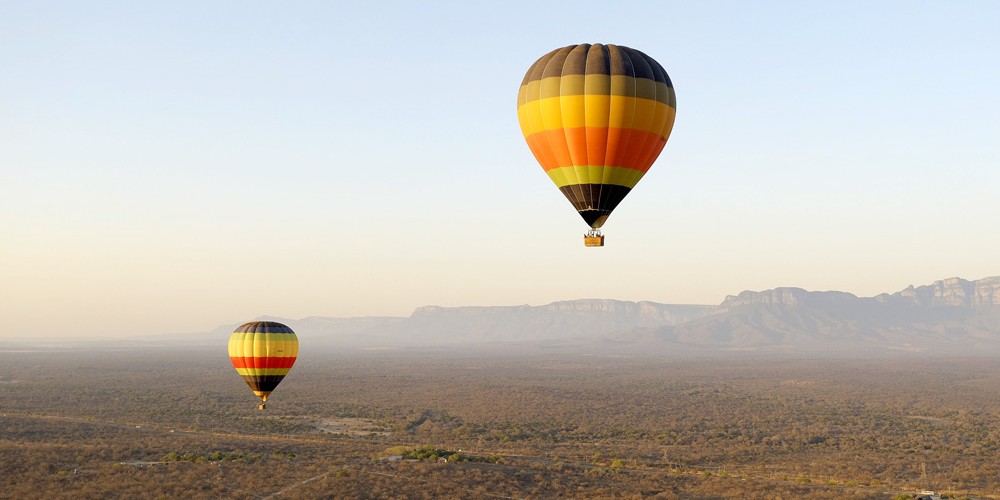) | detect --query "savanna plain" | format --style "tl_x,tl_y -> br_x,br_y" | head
2,348 -> 999,499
